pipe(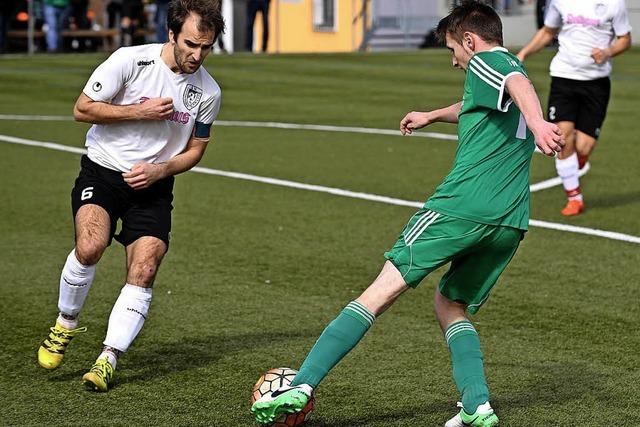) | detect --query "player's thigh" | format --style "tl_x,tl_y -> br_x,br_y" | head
383,209 -> 487,289
438,226 -> 523,315
125,236 -> 167,287
357,261 -> 410,316
71,156 -> 124,263
74,205 -> 111,260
